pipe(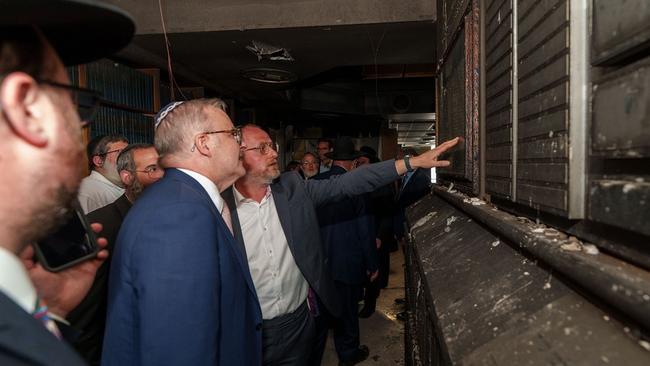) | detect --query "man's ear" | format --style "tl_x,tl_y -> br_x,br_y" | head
119,169 -> 134,187
194,133 -> 211,156
0,72 -> 48,147
92,154 -> 105,168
